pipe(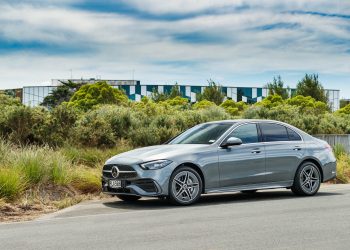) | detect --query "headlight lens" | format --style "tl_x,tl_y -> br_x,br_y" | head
140,160 -> 172,170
